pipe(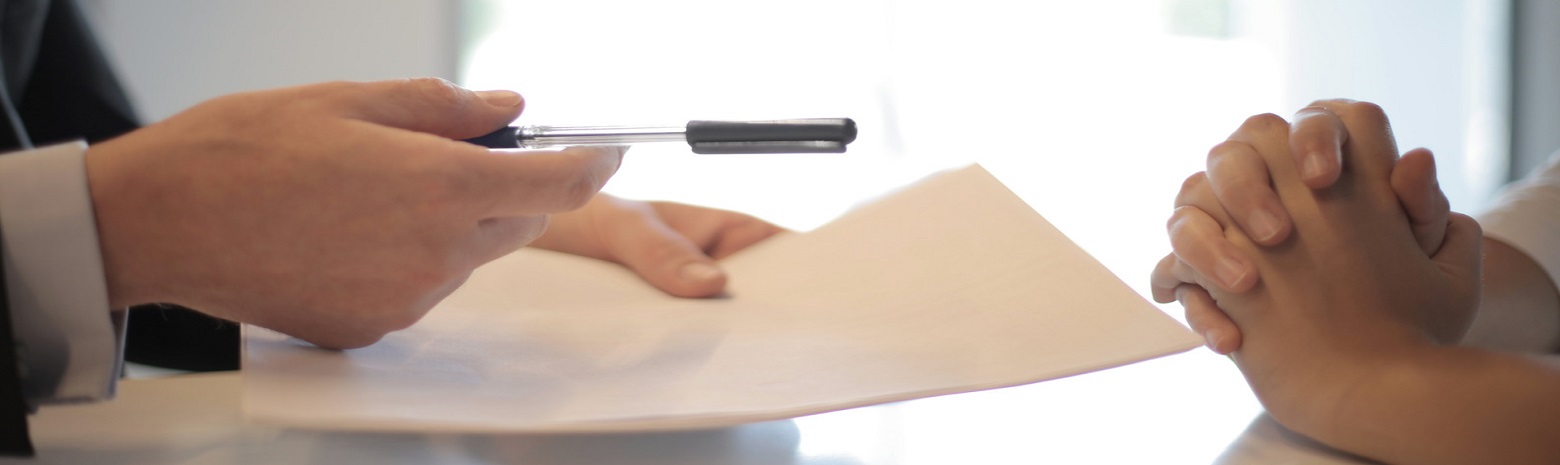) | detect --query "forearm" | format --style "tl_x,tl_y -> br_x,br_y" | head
1306,346 -> 1560,465
1463,237 -> 1560,353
